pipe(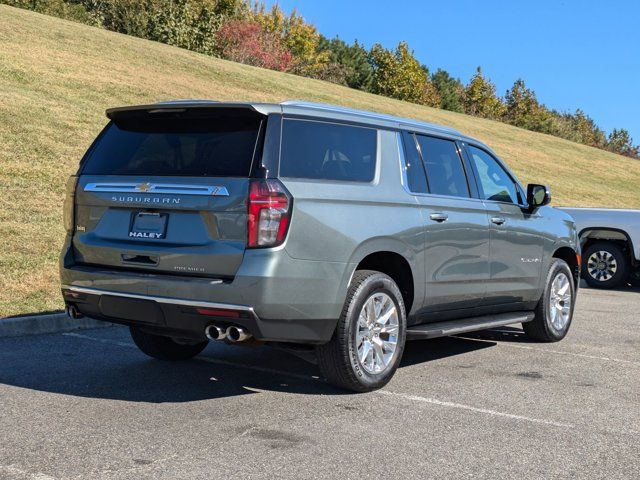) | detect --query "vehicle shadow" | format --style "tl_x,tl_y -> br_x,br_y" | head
0,328 -> 497,403
579,279 -> 640,292
400,335 -> 496,367
457,326 -> 534,344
